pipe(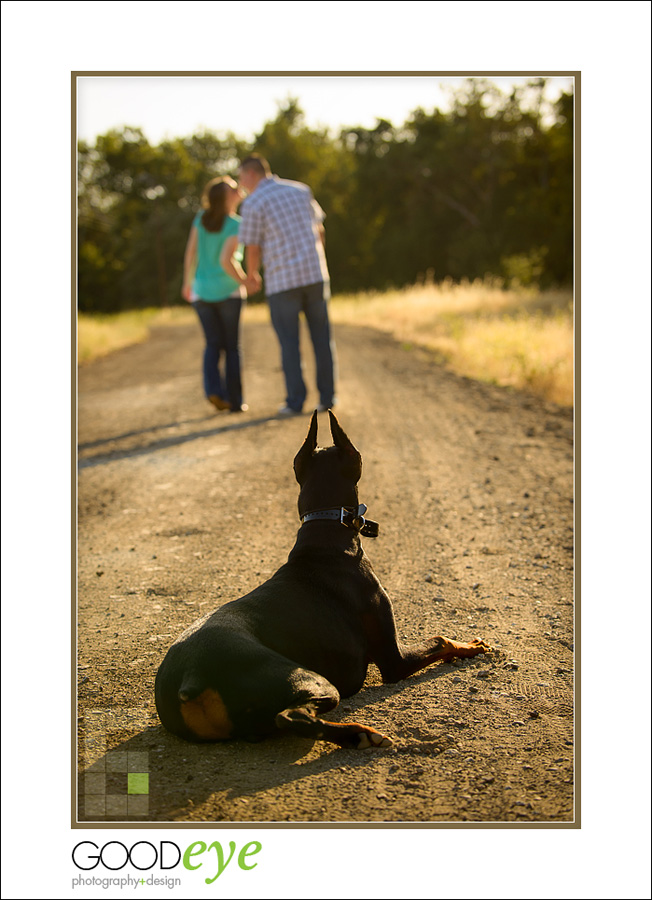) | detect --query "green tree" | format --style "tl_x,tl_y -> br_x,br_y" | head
77,83 -> 573,313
